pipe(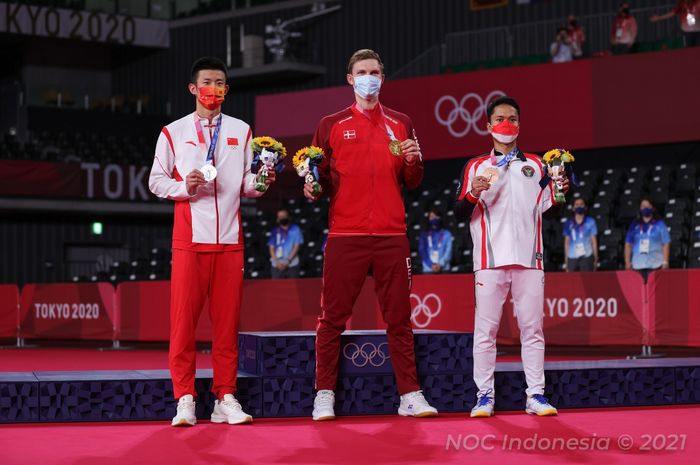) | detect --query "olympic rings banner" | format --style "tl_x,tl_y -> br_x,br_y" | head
0,284 -> 19,339
9,270 -> 700,346
19,283 -> 117,340
256,47 -> 700,160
